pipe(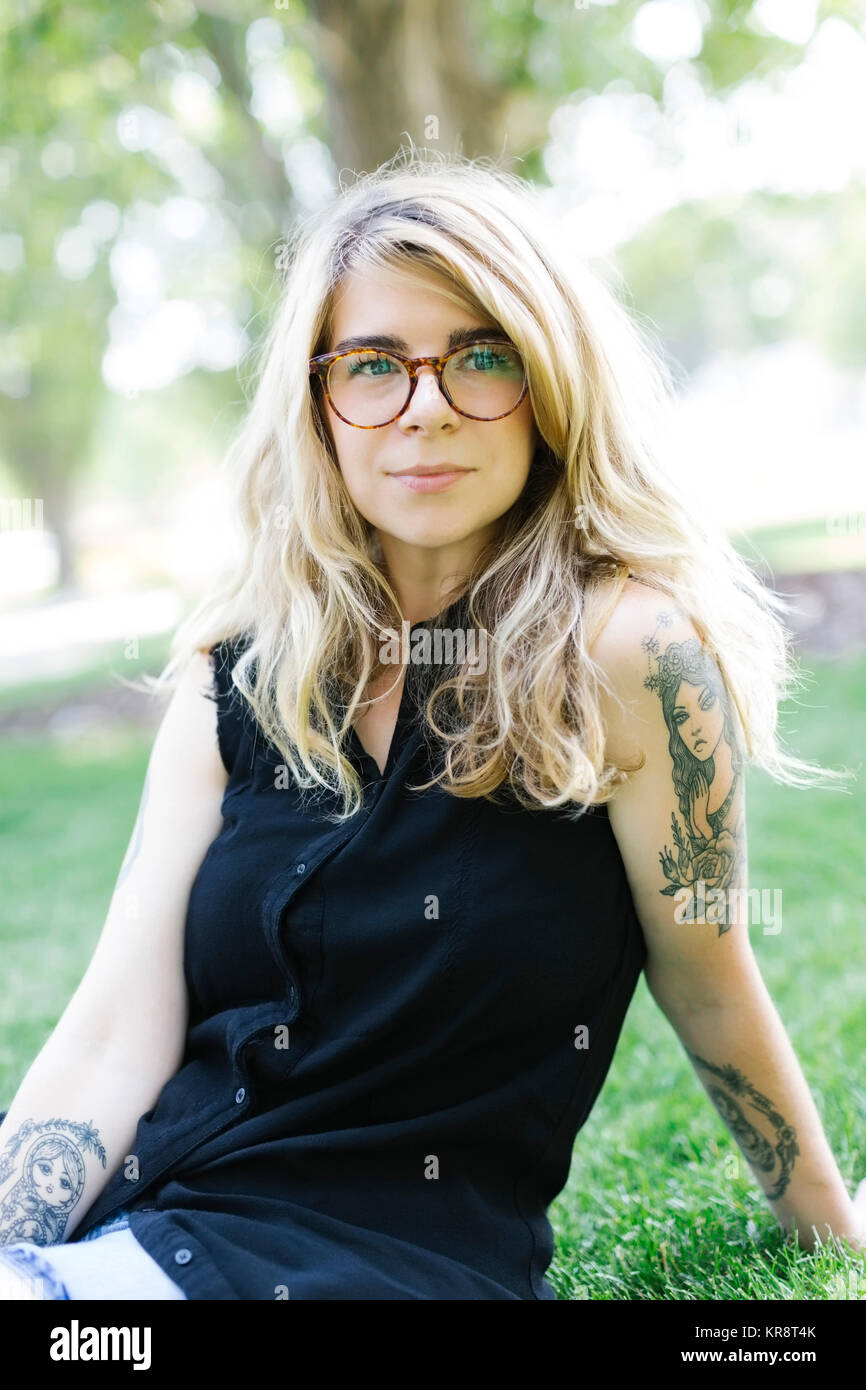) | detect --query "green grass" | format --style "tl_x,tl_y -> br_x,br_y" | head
547,648 -> 866,1299
1,649 -> 865,1299
0,631 -> 173,716
0,724 -> 155,1074
732,516 -> 866,574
